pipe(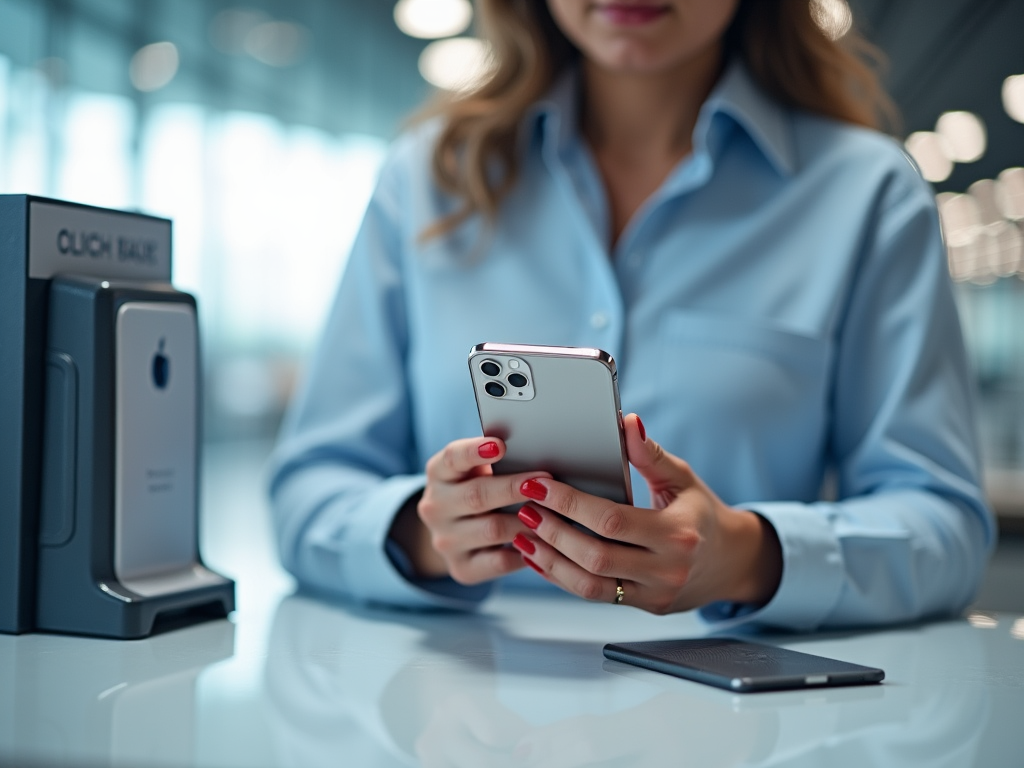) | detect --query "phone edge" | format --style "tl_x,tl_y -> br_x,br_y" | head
470,342 -> 617,375
603,642 -> 885,692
